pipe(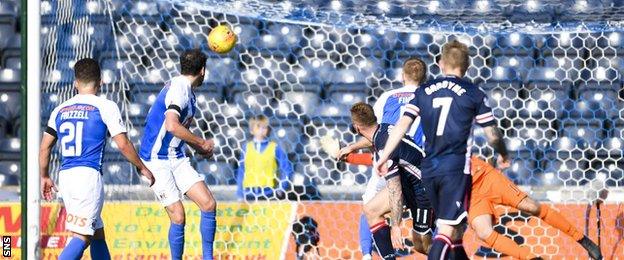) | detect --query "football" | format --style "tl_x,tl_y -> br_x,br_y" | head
207,24 -> 237,54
